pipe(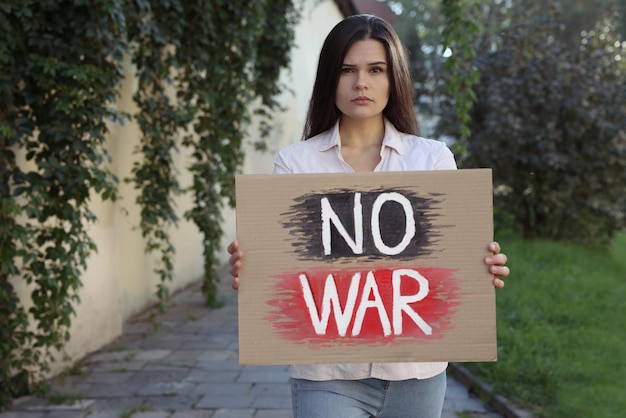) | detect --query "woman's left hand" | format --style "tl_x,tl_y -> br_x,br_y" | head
485,241 -> 510,289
